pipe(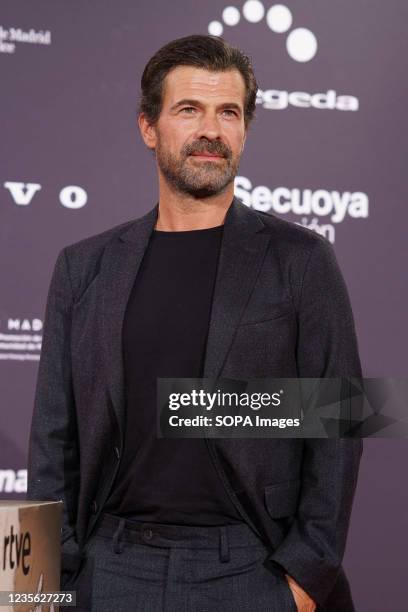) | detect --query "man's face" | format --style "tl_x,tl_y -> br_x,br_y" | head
145,66 -> 247,198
